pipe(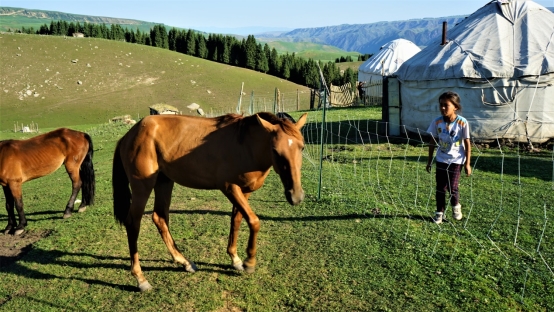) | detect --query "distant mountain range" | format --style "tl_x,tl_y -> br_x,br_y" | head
260,6 -> 554,54
2,6 -> 553,55
258,16 -> 466,54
